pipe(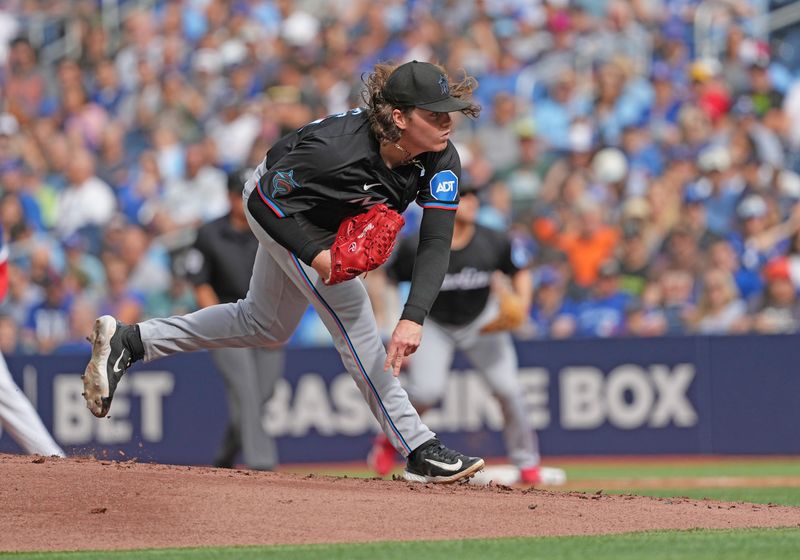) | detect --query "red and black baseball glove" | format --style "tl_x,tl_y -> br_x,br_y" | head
325,203 -> 405,285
